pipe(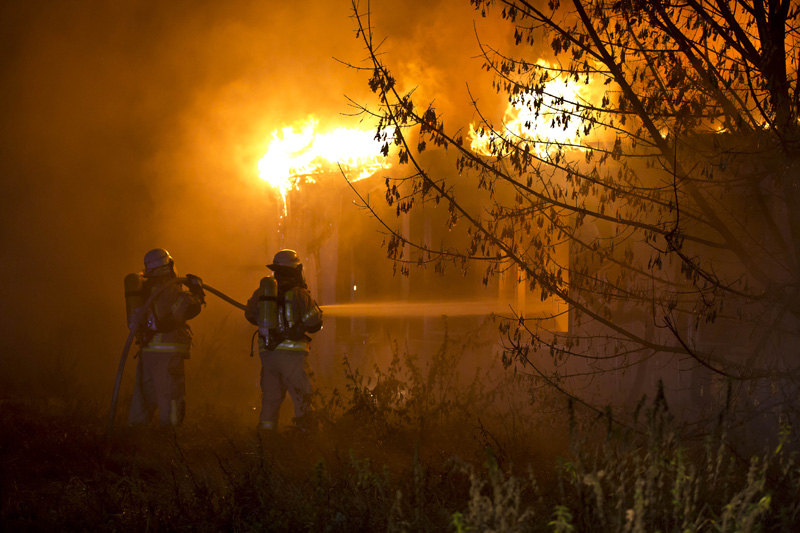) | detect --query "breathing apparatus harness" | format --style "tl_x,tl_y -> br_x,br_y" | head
126,273 -> 200,347
252,275 -> 315,354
